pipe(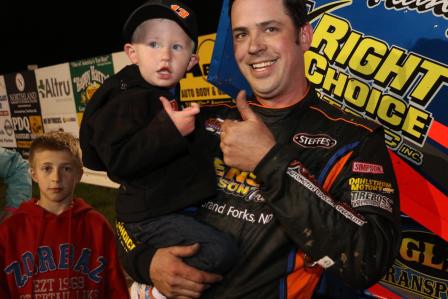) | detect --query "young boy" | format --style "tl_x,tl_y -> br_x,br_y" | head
79,0 -> 237,296
0,132 -> 130,298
